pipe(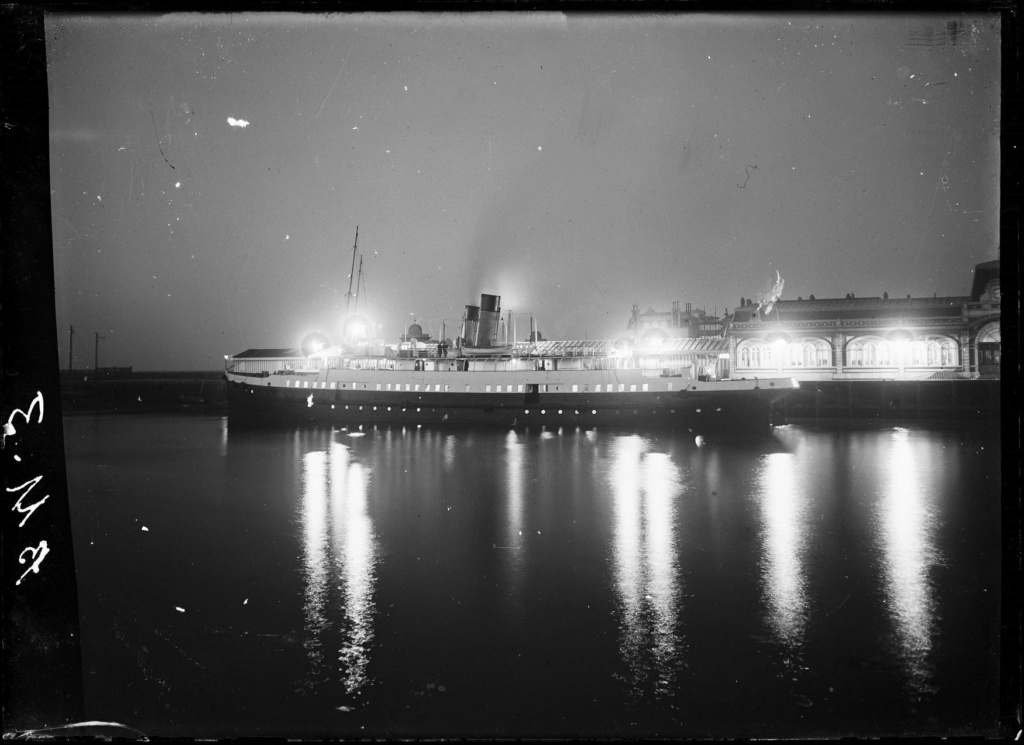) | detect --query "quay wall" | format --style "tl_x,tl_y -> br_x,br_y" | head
59,371 -> 227,413
773,379 -> 1001,422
